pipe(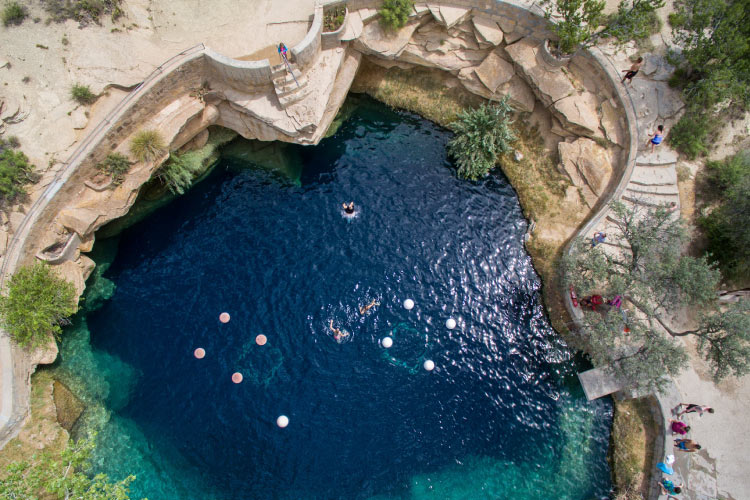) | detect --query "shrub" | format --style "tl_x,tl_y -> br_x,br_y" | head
0,137 -> 36,204
447,97 -> 516,181
129,129 -> 166,163
96,153 -> 132,184
699,150 -> 750,282
2,1 -> 27,26
156,151 -> 206,194
42,0 -> 122,25
667,108 -> 713,159
0,262 -> 77,348
323,5 -> 346,32
379,0 -> 412,31
70,83 -> 97,104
